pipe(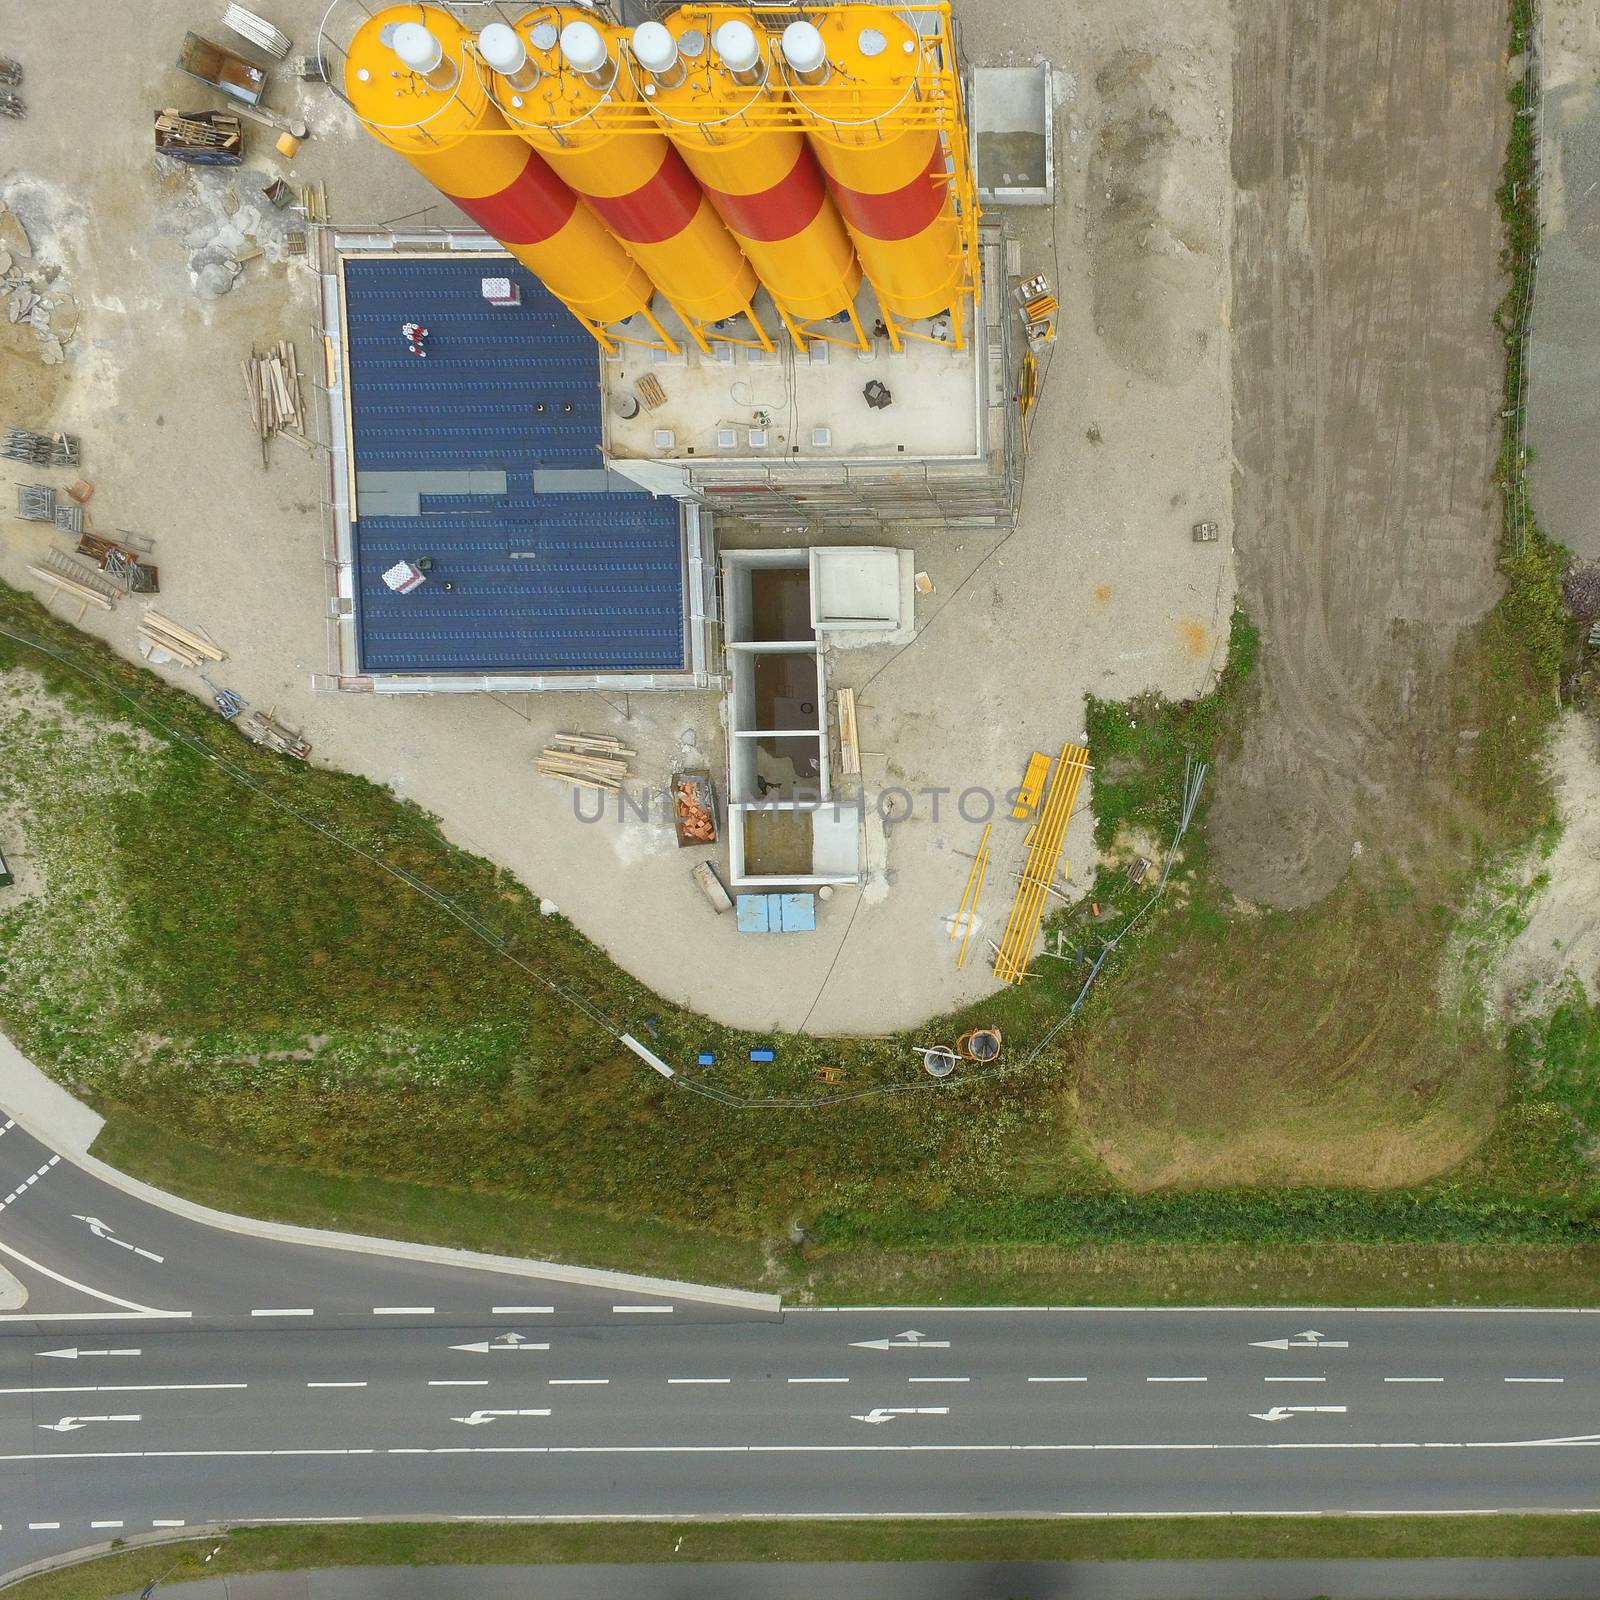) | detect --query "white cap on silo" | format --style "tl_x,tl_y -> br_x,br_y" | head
712,18 -> 760,73
392,21 -> 444,75
477,22 -> 528,76
632,21 -> 679,75
781,20 -> 827,74
858,28 -> 888,58
560,19 -> 608,74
